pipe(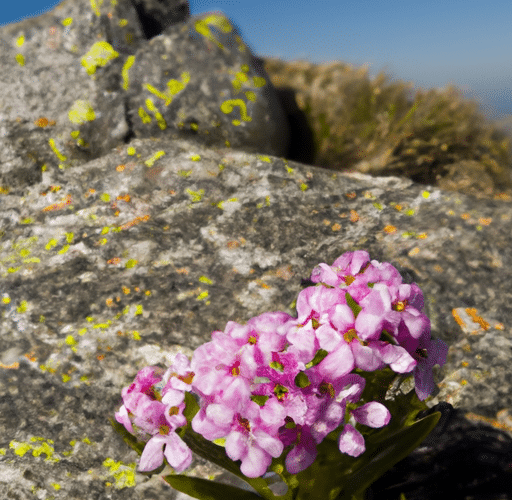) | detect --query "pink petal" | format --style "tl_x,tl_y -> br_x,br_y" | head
329,303 -> 355,333
310,263 -> 341,286
315,323 -> 341,351
139,435 -> 167,471
225,430 -> 247,461
354,310 -> 384,340
192,407 -> 231,441
115,405 -> 133,433
352,402 -> 391,428
317,342 -> 354,379
253,428 -> 284,458
377,342 -> 417,373
352,341 -> 385,371
285,434 -> 317,474
240,444 -> 271,478
338,424 -> 365,457
163,433 -> 192,473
